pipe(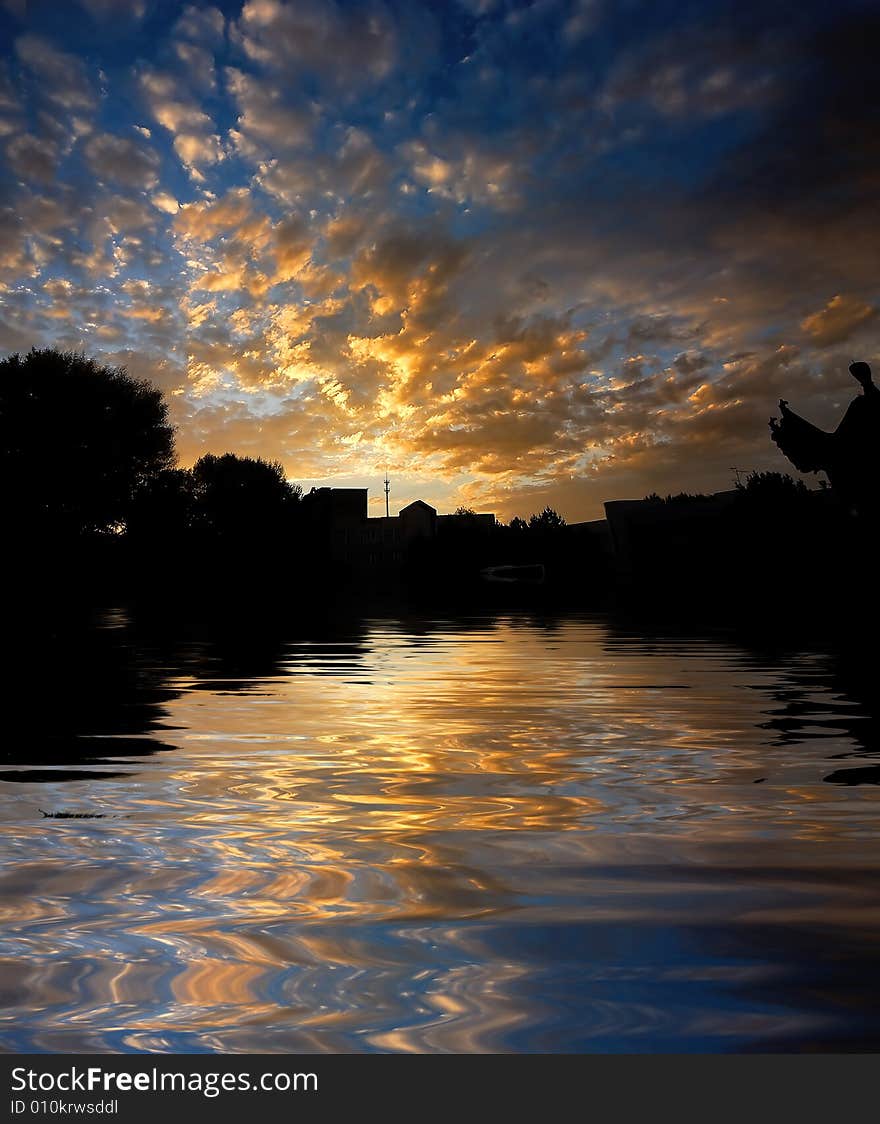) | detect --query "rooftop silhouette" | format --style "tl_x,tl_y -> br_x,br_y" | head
770,360 -> 880,518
